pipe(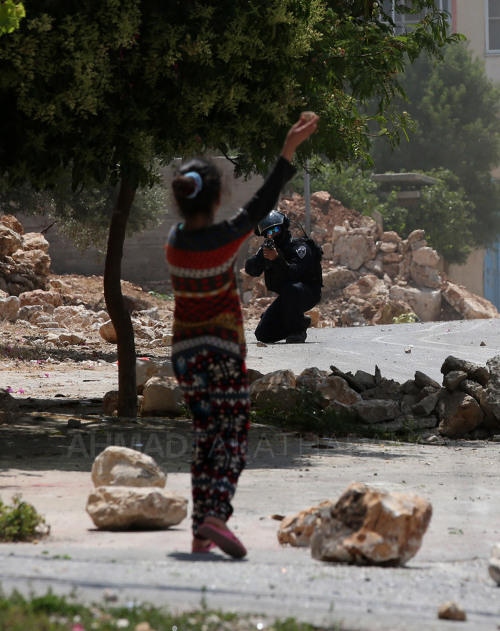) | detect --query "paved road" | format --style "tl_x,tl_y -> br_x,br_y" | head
246,318 -> 500,383
1,319 -> 500,630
